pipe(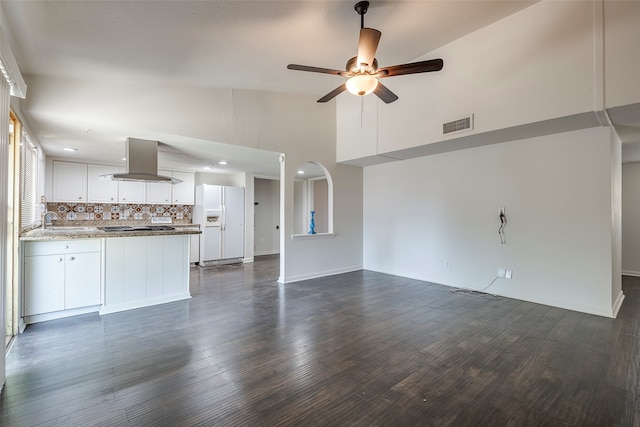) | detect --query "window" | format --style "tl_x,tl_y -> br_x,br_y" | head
19,129 -> 42,230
